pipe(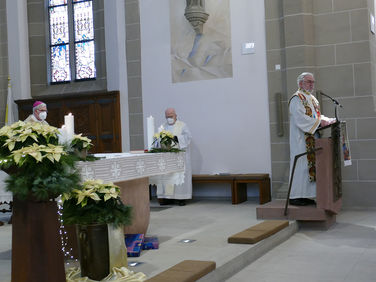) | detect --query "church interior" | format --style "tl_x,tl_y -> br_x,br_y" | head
1,0 -> 376,281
